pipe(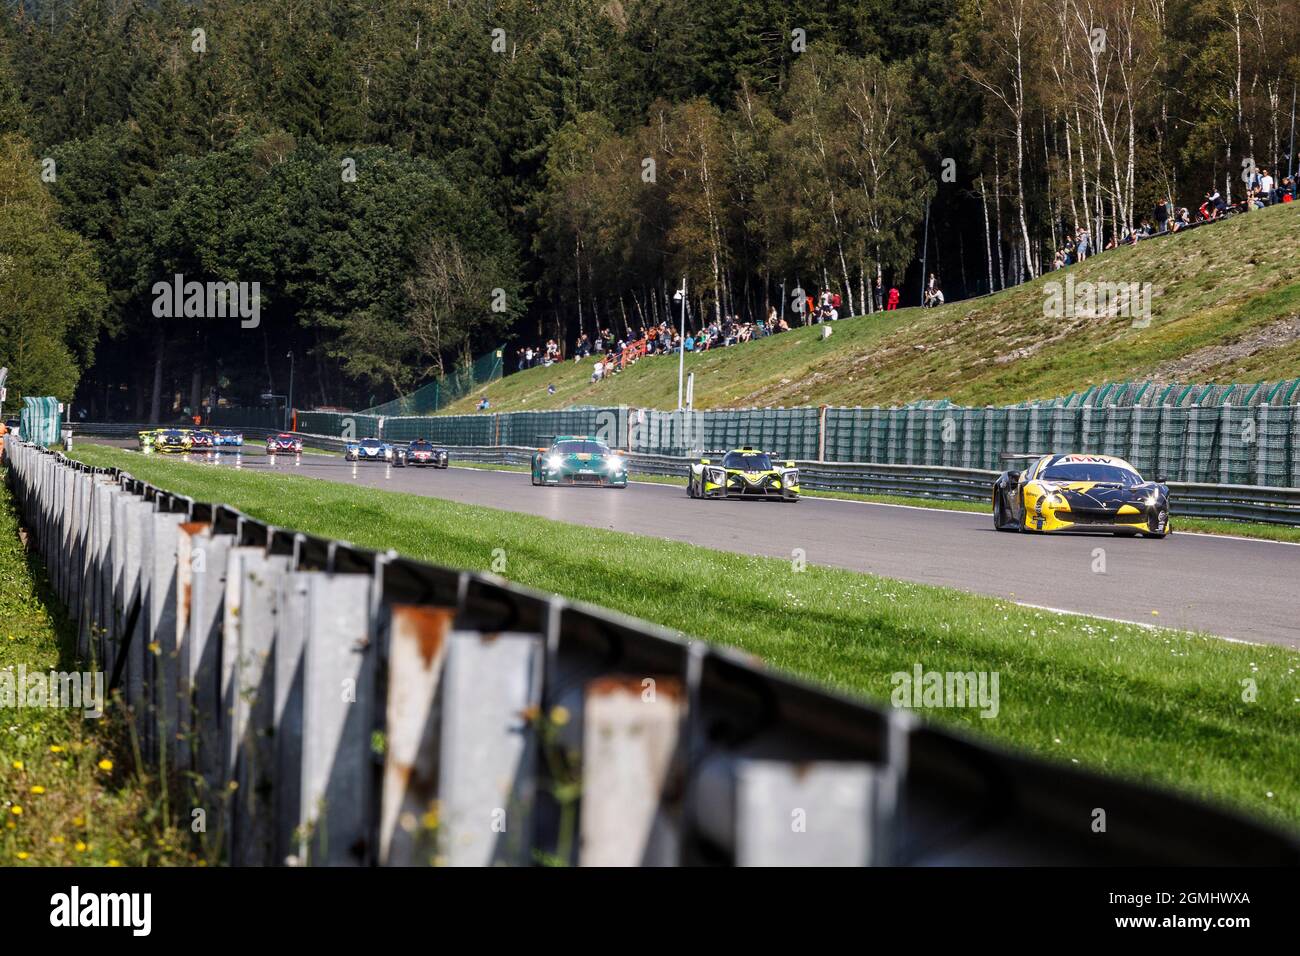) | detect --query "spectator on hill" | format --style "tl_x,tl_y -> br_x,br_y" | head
874,276 -> 884,312
1260,168 -> 1275,206
591,358 -> 604,383
887,286 -> 900,310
